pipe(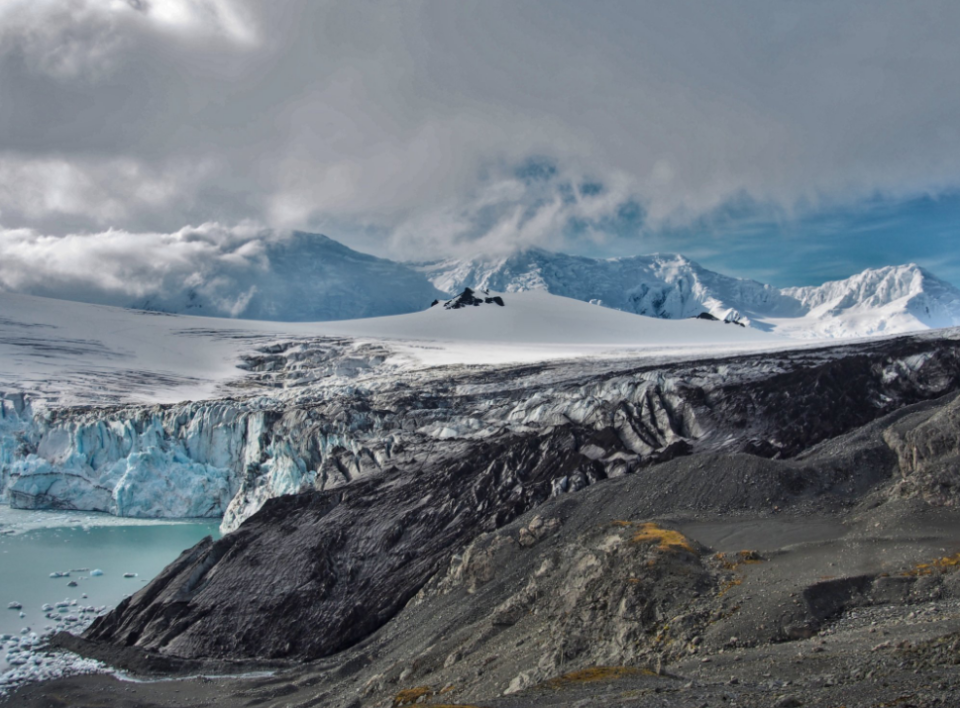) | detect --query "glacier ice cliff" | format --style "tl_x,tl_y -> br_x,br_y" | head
2,397 -> 243,519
